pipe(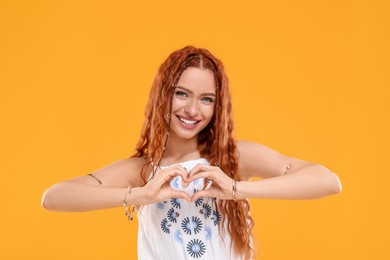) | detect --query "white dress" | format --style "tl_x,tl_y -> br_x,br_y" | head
137,158 -> 241,259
